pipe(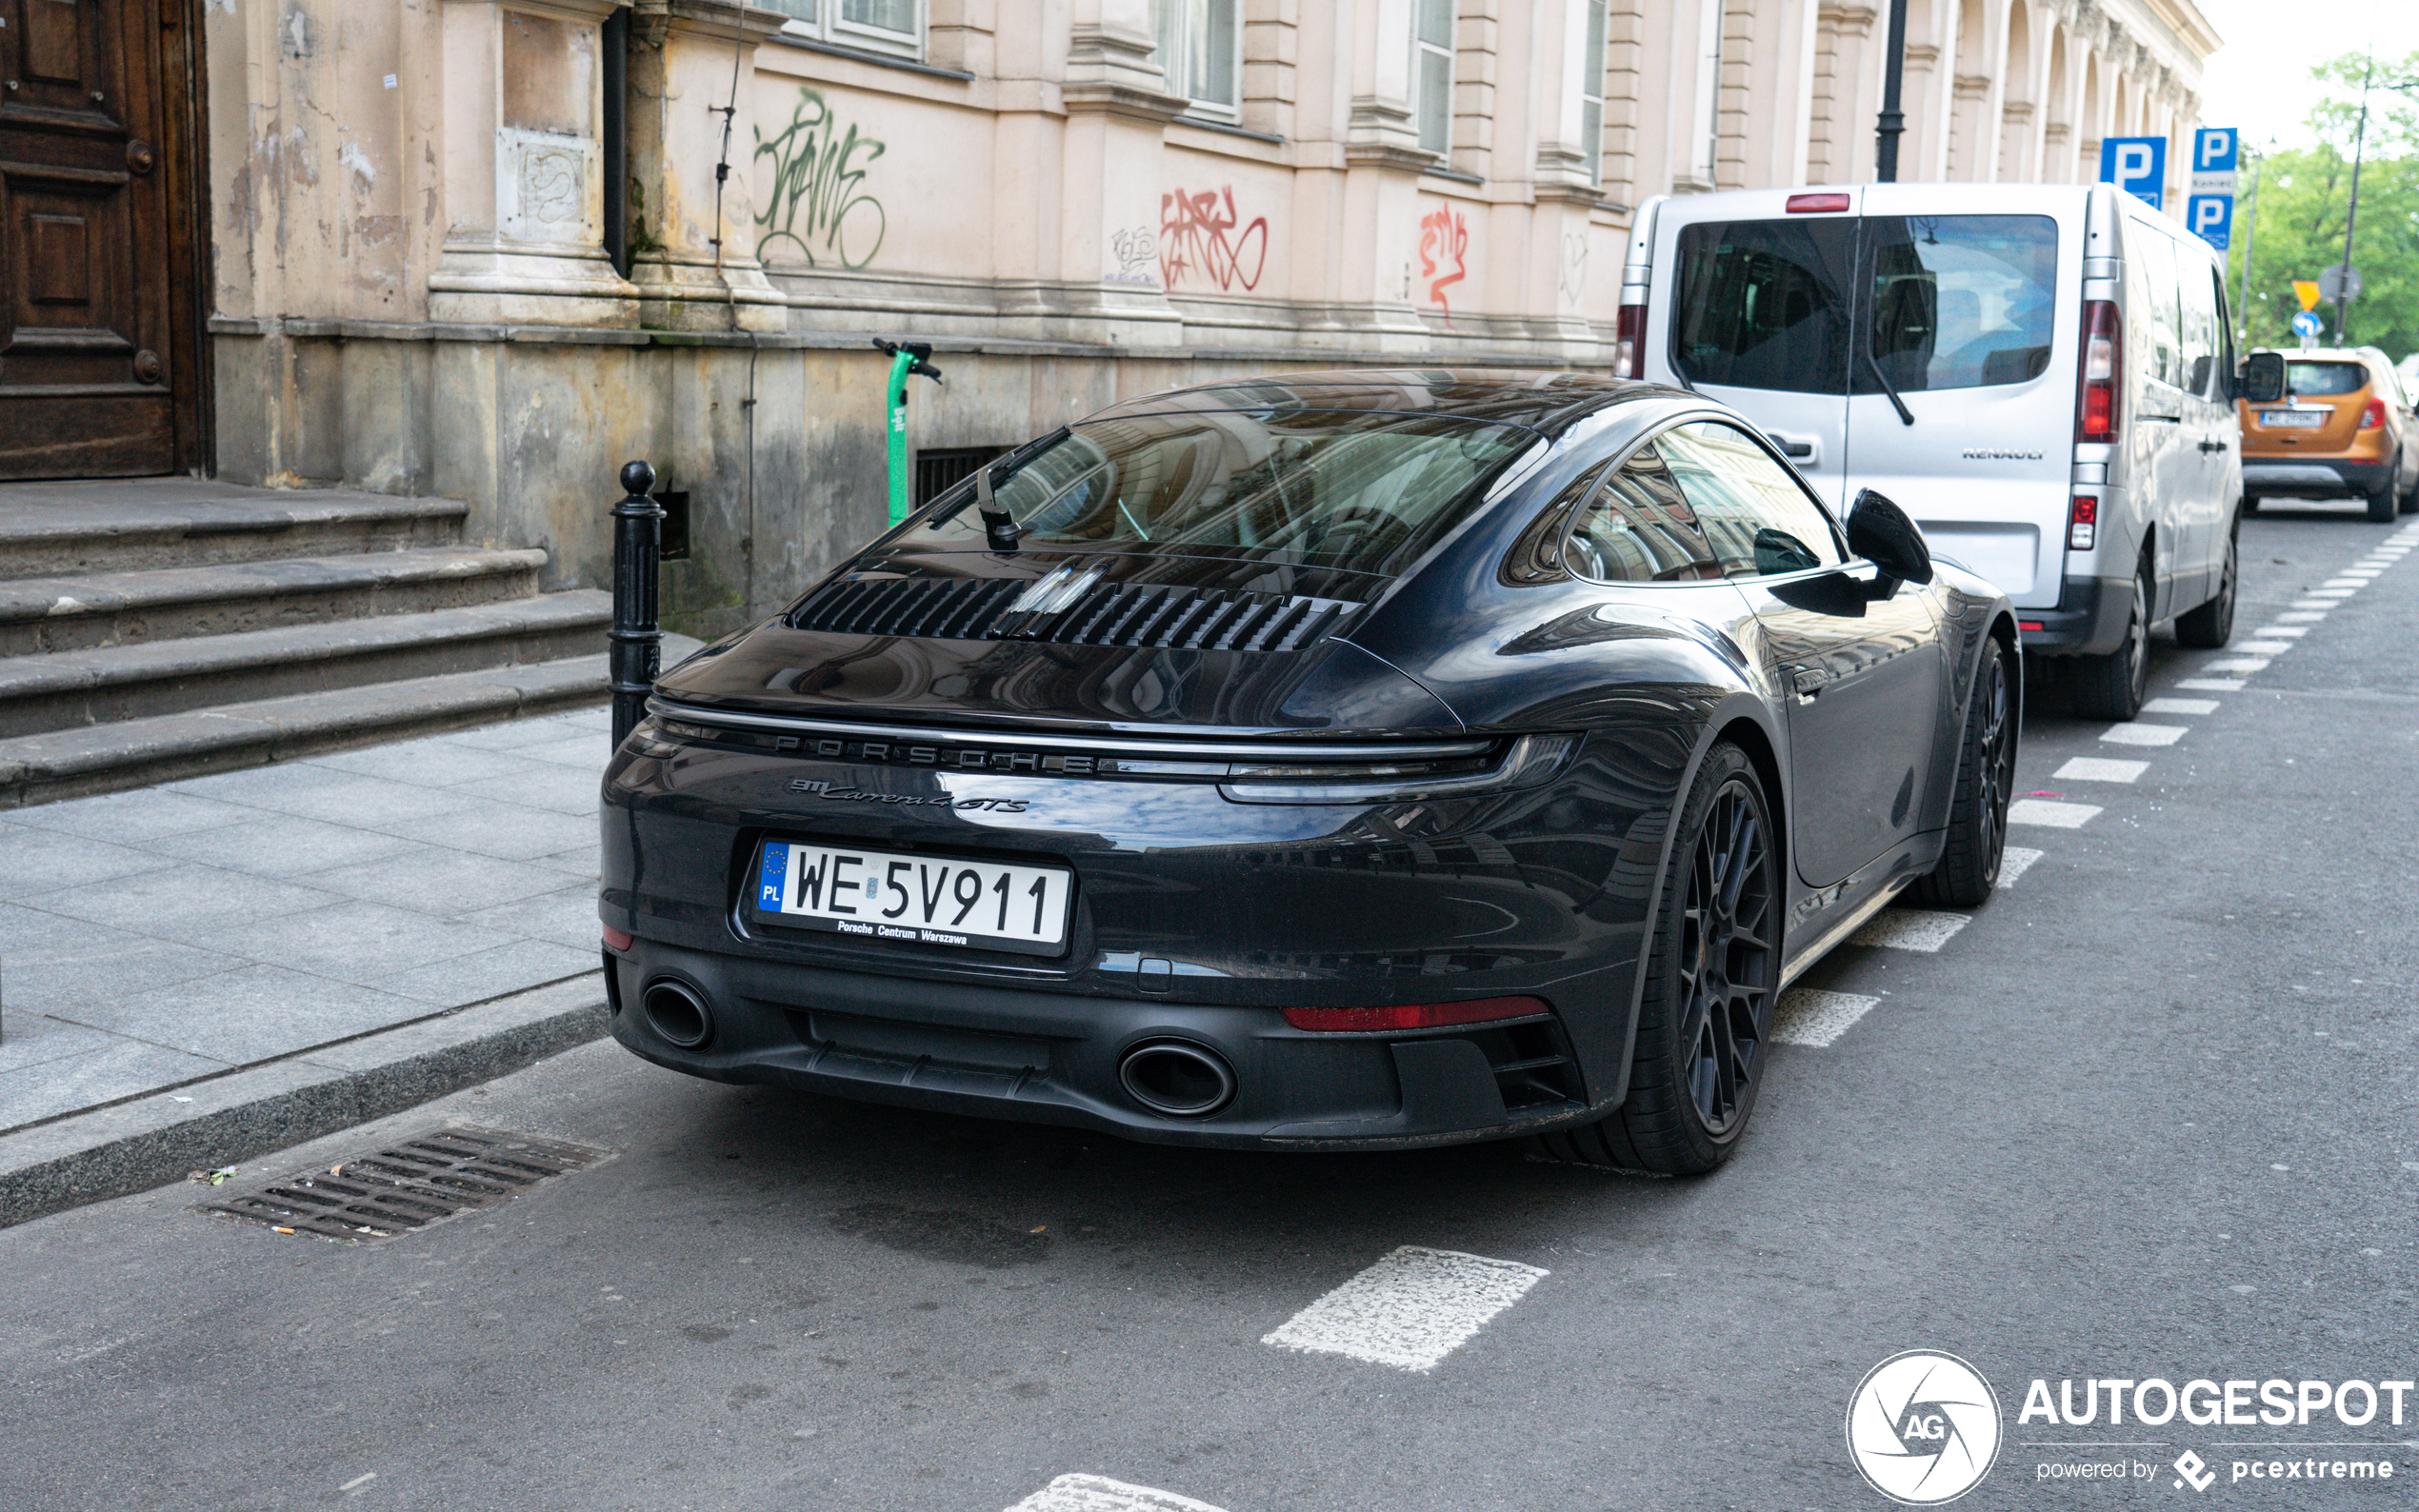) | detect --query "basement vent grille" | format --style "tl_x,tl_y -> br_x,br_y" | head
790,573 -> 1358,652
195,1127 -> 607,1243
